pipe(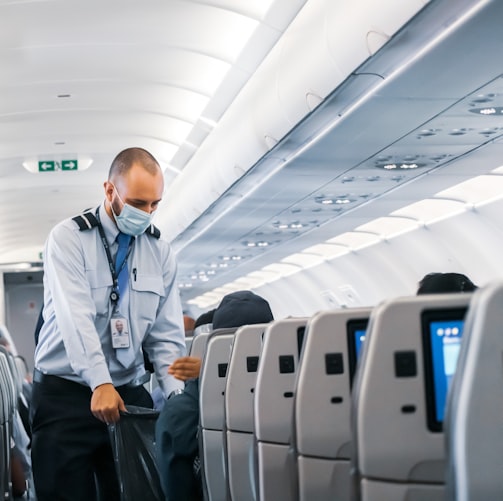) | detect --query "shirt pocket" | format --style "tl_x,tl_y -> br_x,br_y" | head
131,273 -> 165,321
86,268 -> 113,317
